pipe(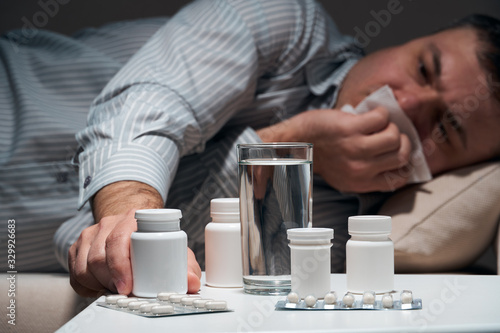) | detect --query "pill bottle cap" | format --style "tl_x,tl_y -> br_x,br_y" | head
287,228 -> 334,245
210,198 -> 239,222
135,209 -> 182,232
348,215 -> 391,234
